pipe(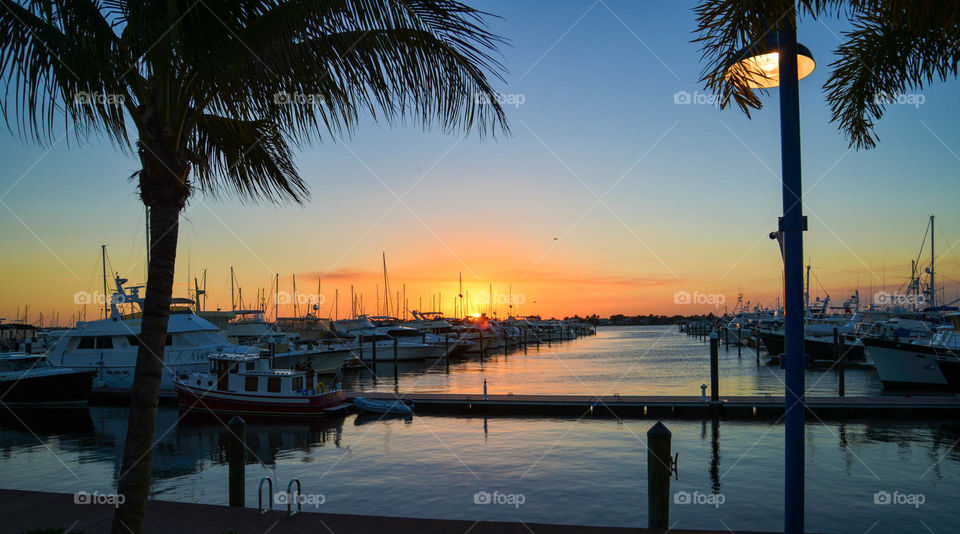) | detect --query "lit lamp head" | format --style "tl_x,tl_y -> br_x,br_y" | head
725,33 -> 815,89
